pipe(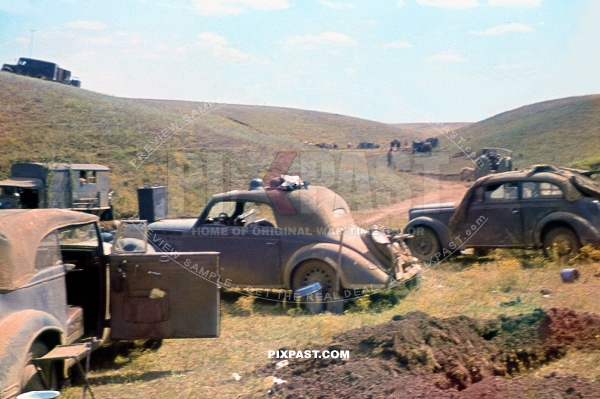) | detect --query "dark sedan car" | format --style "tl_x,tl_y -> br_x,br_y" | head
404,165 -> 600,261
146,176 -> 421,312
